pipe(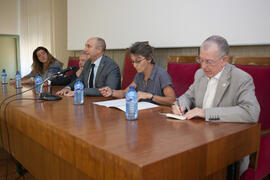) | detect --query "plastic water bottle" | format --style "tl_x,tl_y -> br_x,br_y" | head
74,78 -> 84,104
1,69 -> 7,84
35,74 -> 43,94
15,71 -> 22,89
1,84 -> 8,96
125,86 -> 138,120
